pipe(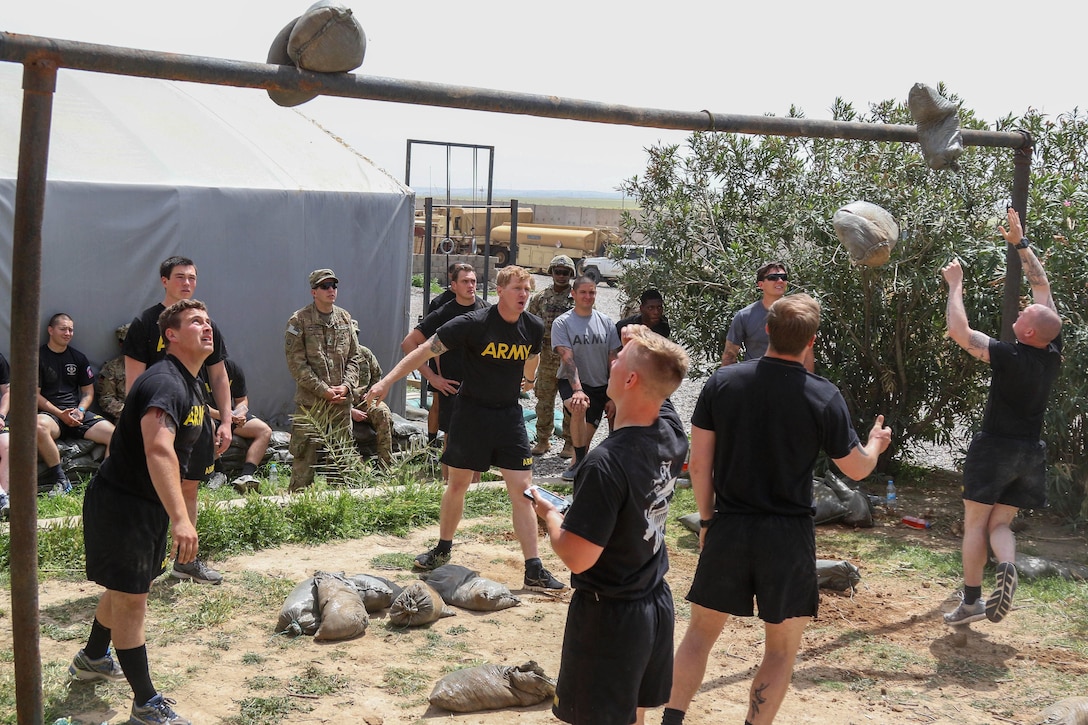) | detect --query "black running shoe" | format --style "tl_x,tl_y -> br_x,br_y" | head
985,561 -> 1018,623
524,566 -> 566,592
413,547 -> 451,571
